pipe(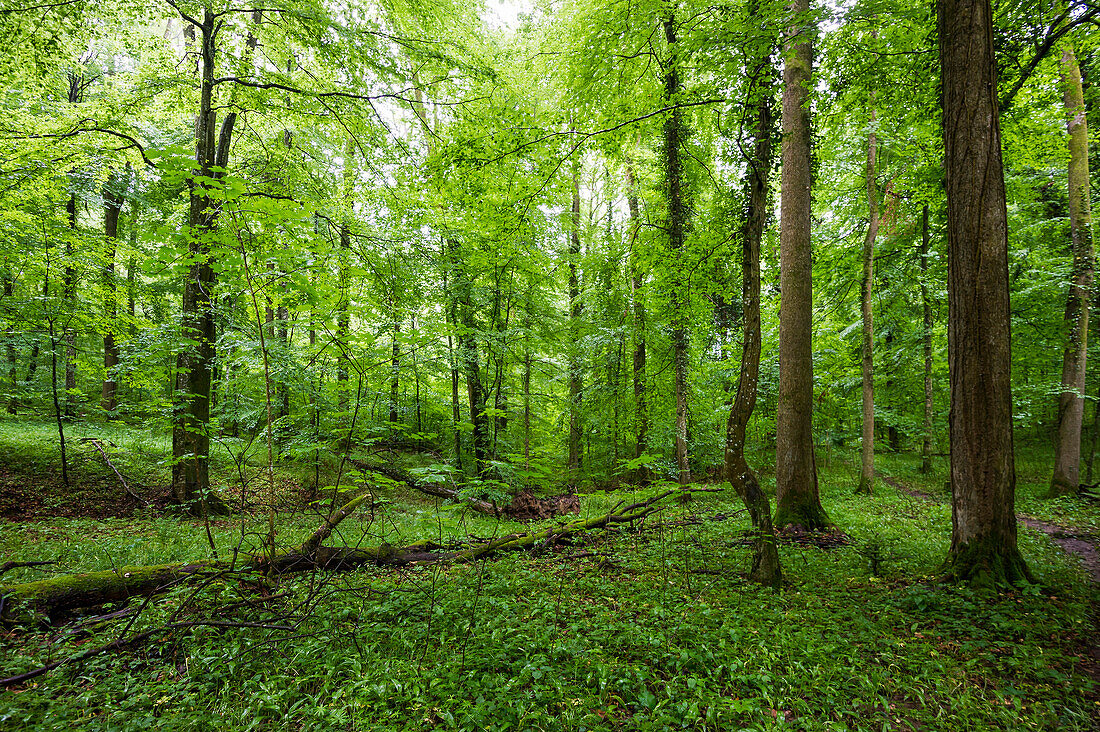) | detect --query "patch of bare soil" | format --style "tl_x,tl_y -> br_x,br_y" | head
1017,517 -> 1100,585
0,468 -> 169,520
